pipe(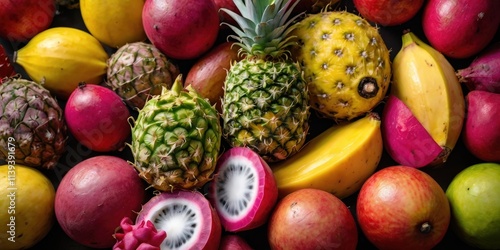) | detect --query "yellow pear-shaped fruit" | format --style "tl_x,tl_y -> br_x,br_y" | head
0,164 -> 55,250
80,0 -> 147,48
14,27 -> 109,99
